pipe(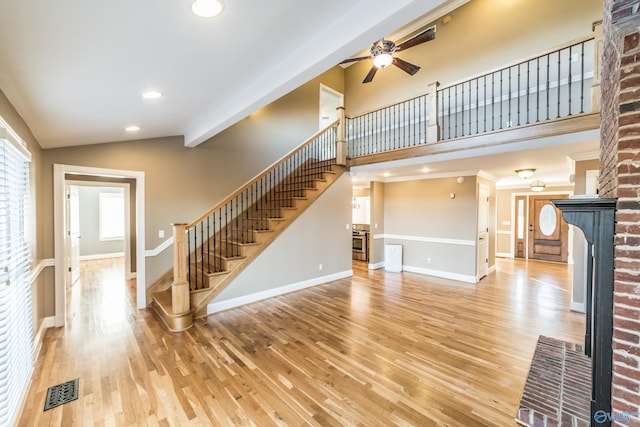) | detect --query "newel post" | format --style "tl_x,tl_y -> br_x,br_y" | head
171,223 -> 191,315
427,81 -> 440,143
336,106 -> 347,165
